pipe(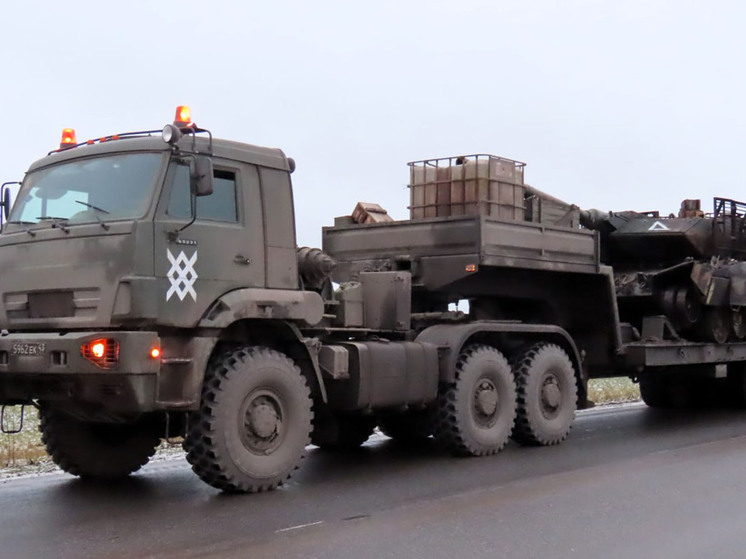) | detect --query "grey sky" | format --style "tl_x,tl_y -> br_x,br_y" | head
2,0 -> 744,246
